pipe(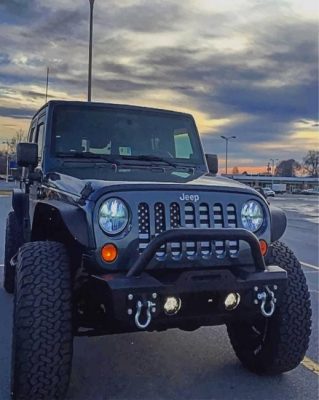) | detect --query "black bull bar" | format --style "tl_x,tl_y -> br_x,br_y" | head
86,228 -> 287,333
127,228 -> 266,277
